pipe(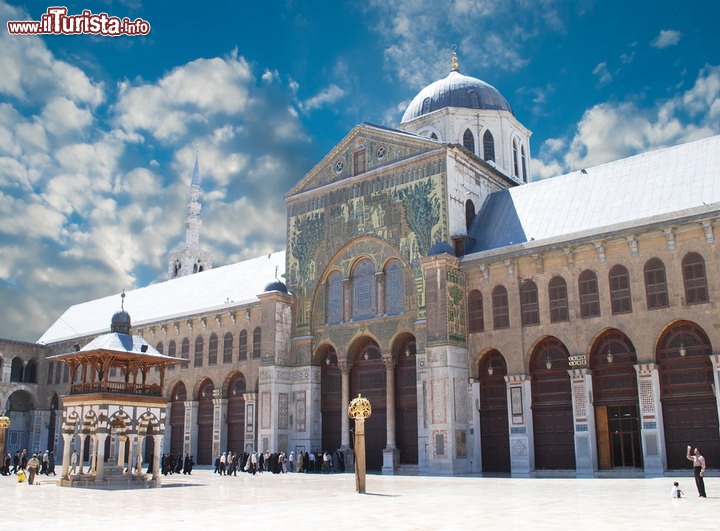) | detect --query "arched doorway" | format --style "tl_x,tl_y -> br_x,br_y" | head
530,338 -> 575,470
320,347 -> 342,454
170,382 -> 187,454
6,390 -> 33,453
658,321 -> 720,469
478,350 -> 510,473
350,340 -> 386,470
395,337 -> 418,465
196,379 -> 215,465
590,330 -> 641,469
226,373 -> 246,454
